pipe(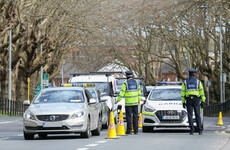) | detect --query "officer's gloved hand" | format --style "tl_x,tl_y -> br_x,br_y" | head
183,103 -> 186,109
200,102 -> 204,108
